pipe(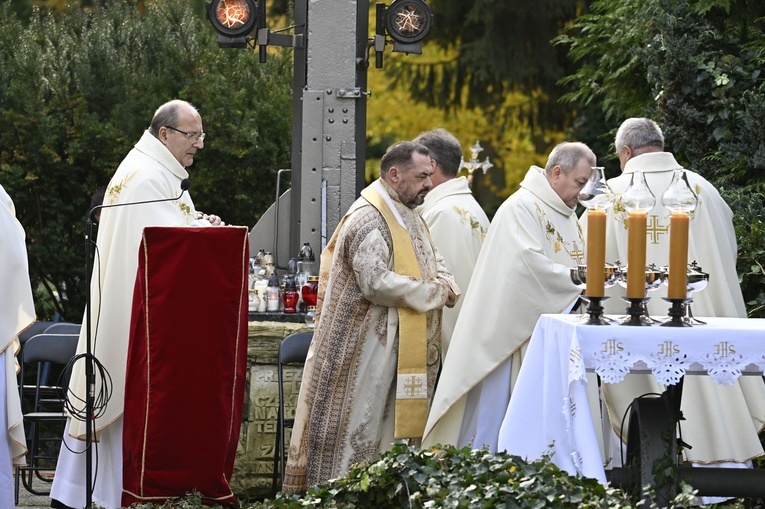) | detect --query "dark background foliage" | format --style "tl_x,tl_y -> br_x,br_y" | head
0,0 -> 292,321
386,0 -> 590,152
